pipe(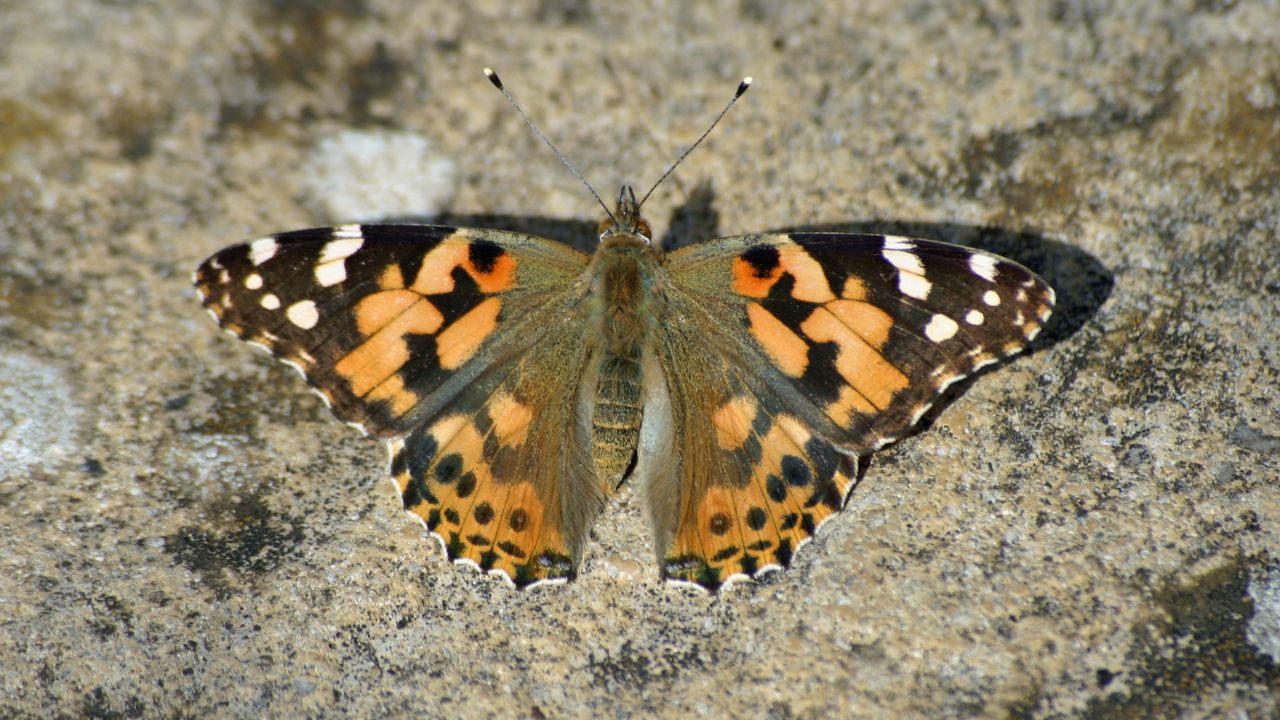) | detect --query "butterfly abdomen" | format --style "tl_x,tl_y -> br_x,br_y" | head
590,352 -> 644,484
585,237 -> 663,486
